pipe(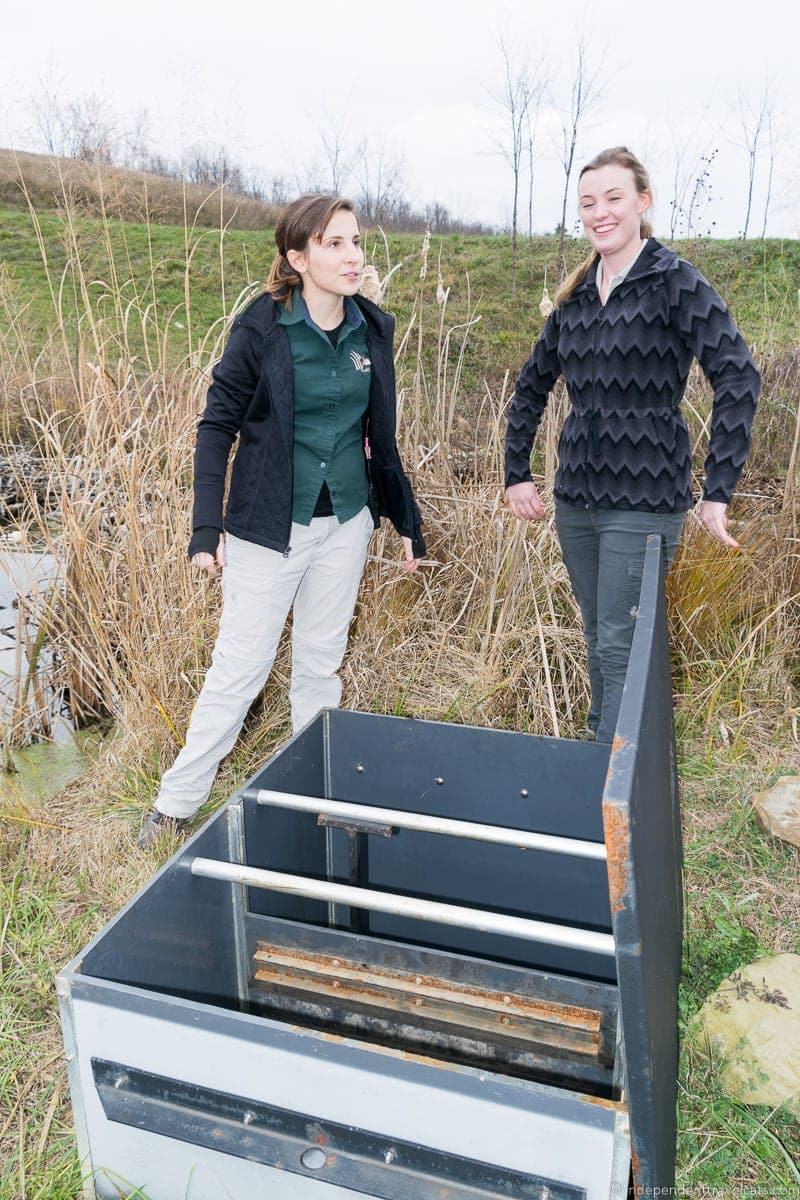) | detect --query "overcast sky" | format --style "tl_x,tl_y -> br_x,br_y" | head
3,0 -> 799,237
